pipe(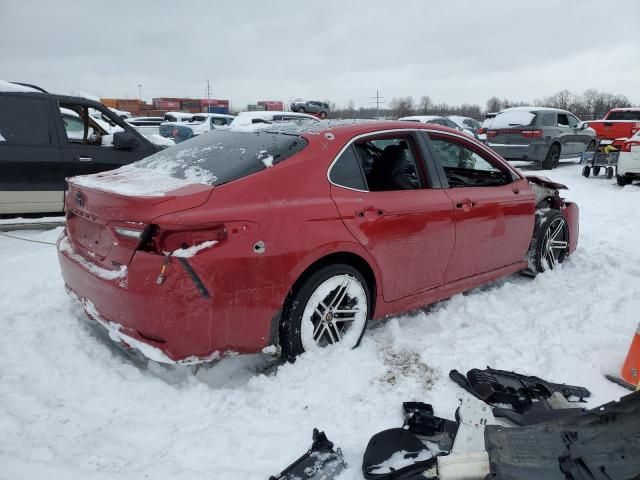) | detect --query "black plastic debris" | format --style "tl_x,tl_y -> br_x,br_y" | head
362,428 -> 438,480
449,367 -> 591,414
402,402 -> 458,452
484,391 -> 640,480
269,428 -> 346,480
